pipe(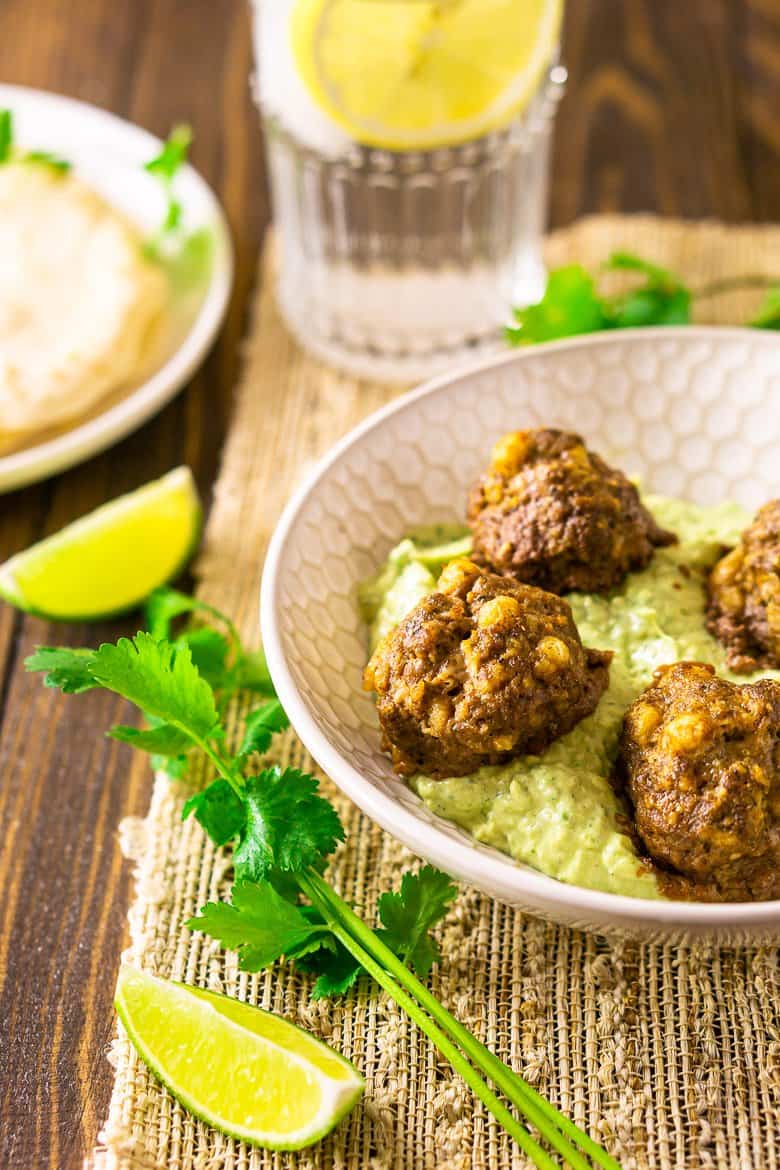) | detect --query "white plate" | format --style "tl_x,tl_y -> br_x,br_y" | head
261,327 -> 780,945
0,85 -> 233,493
